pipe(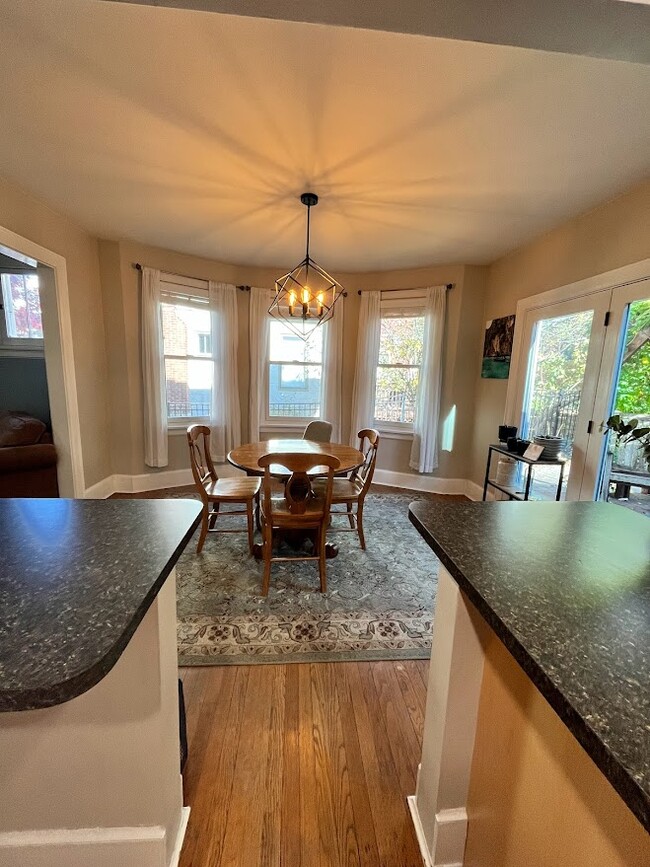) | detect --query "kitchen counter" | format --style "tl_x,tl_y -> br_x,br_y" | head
0,496 -> 202,867
0,497 -> 201,711
409,500 -> 649,832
